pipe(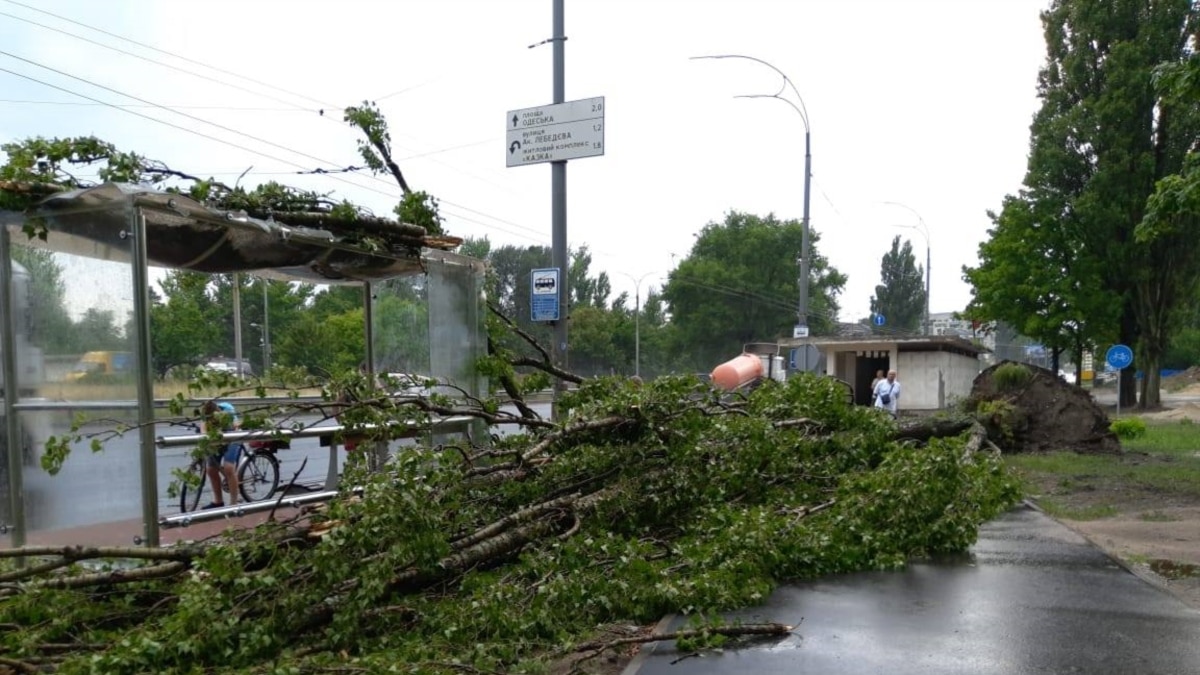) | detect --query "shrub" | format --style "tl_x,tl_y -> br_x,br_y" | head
993,362 -> 1032,392
1110,417 -> 1147,440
